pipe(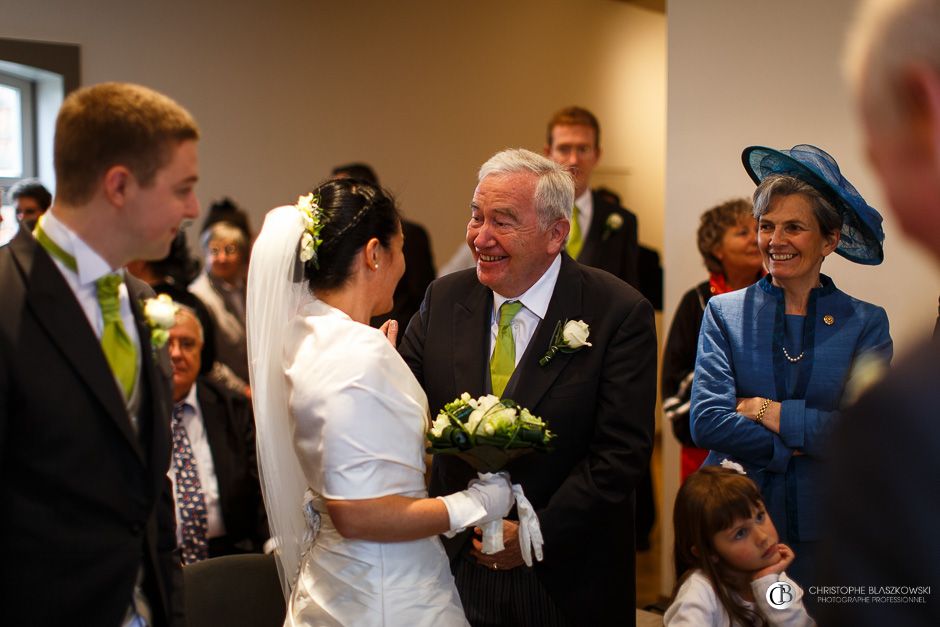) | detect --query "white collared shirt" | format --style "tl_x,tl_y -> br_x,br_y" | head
39,210 -> 142,359
490,254 -> 562,366
169,384 -> 226,542
574,188 -> 594,240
